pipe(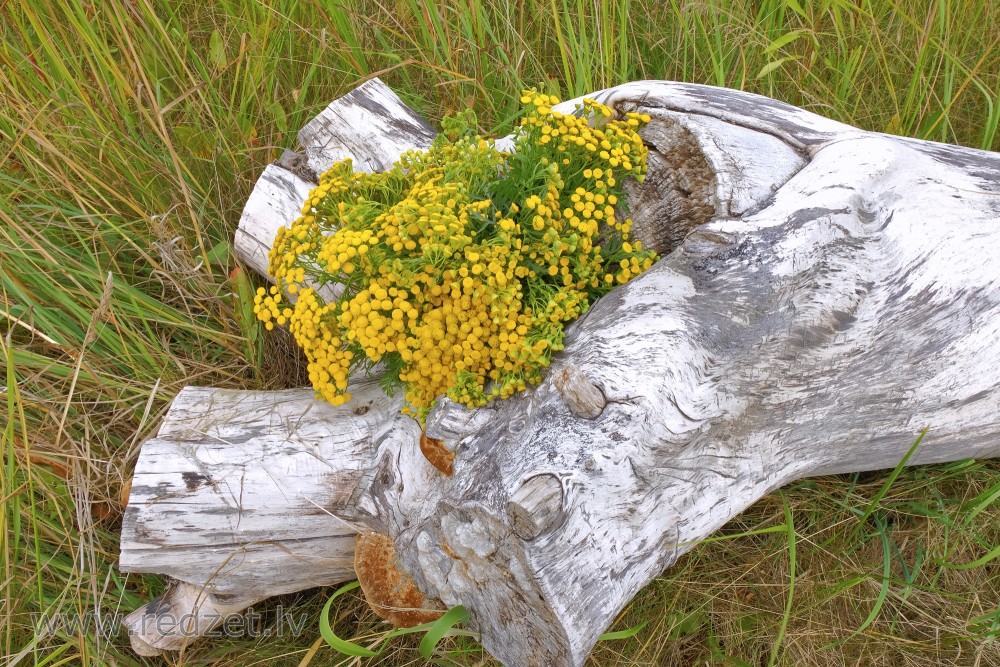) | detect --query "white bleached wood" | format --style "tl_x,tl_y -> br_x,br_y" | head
123,582 -> 260,655
119,383 -> 415,594
234,163 -> 315,281
298,76 -> 436,177
118,383 -> 427,654
123,81 -> 1000,666
233,77 -> 437,288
